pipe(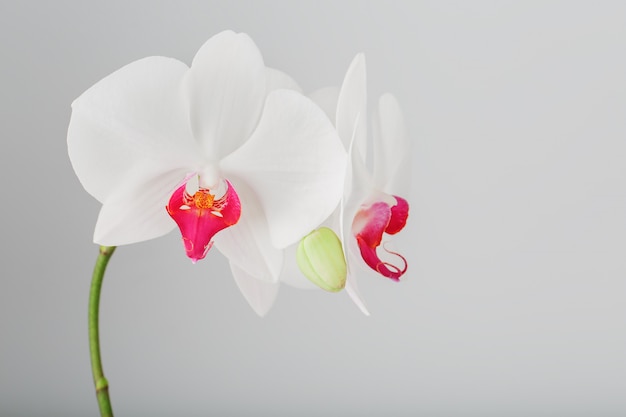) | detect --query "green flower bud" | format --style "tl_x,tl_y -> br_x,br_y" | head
296,227 -> 347,292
